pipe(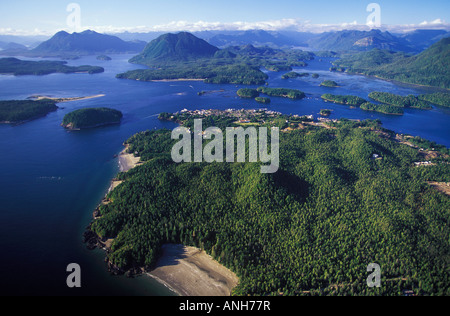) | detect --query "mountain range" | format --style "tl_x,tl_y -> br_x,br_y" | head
203,29 -> 308,48
112,28 -> 449,53
333,37 -> 450,89
307,29 -> 416,52
0,28 -> 448,58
